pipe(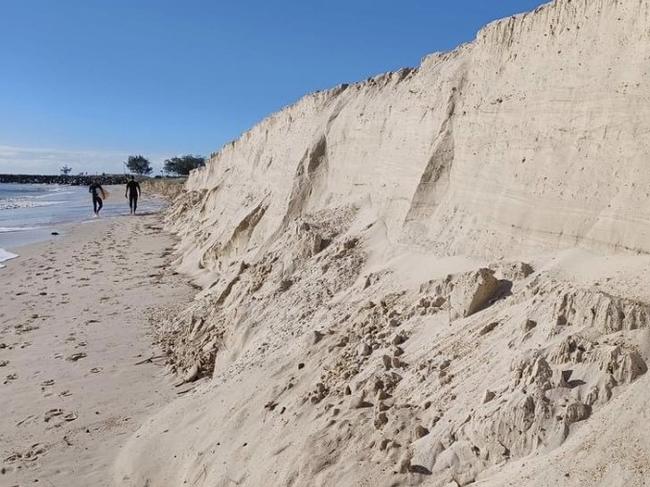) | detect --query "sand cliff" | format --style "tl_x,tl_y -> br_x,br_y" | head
116,1 -> 650,485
